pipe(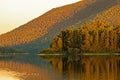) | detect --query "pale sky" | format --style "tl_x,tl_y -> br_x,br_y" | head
0,0 -> 80,34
